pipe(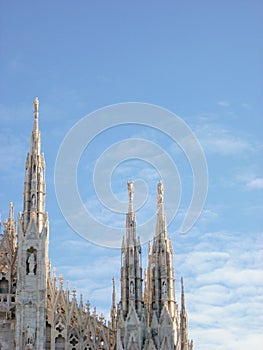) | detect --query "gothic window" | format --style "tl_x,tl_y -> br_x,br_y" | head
55,335 -> 65,350
0,278 -> 8,293
69,333 -> 79,347
45,322 -> 51,350
55,319 -> 65,334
